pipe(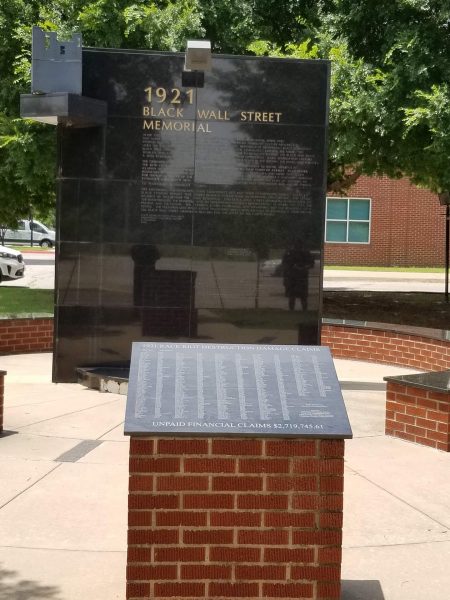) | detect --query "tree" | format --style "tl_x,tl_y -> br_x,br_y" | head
247,0 -> 450,196
324,0 -> 450,195
1,0 -> 449,206
247,35 -> 392,192
0,113 -> 56,239
0,0 -> 205,229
